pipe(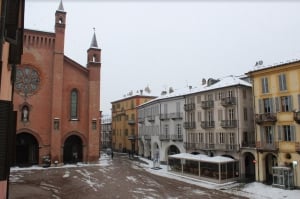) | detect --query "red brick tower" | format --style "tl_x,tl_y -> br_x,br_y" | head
86,30 -> 101,162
